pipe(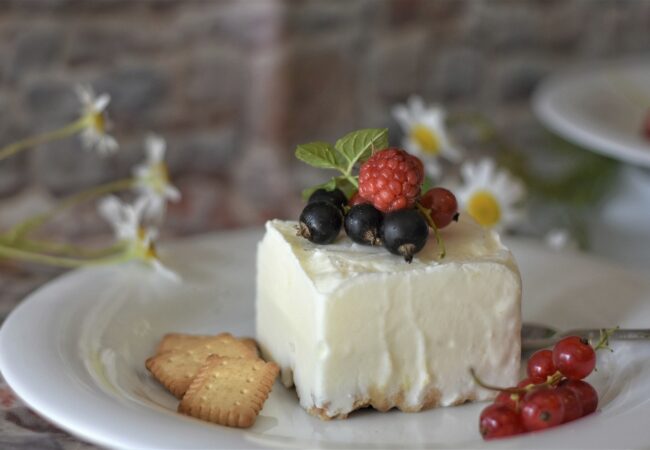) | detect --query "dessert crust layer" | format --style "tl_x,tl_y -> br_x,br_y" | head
306,387 -> 483,420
